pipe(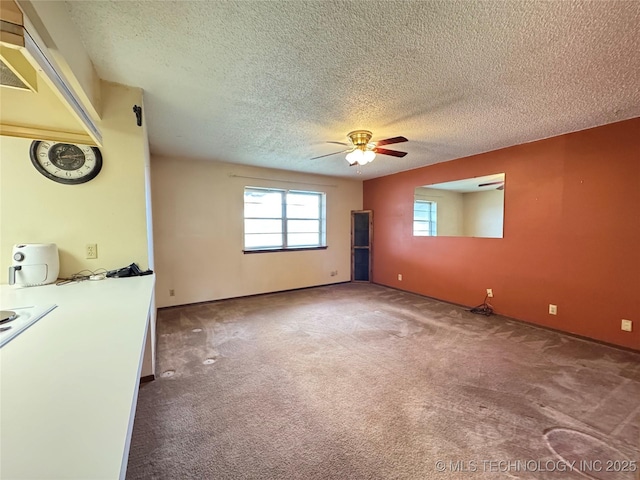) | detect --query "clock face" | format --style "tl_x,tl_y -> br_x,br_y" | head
29,141 -> 102,185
